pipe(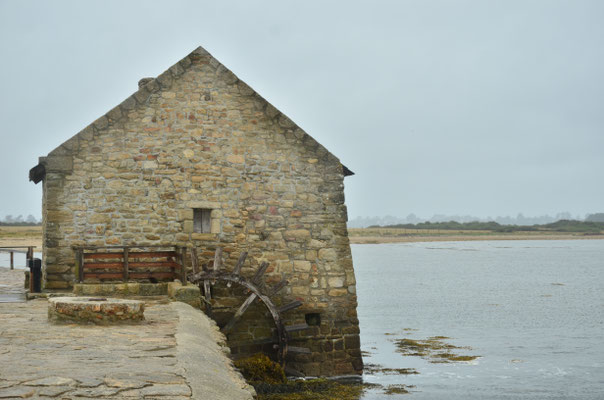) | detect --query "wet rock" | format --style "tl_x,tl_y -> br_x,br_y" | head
75,378 -> 103,388
0,387 -> 36,398
37,386 -> 73,397
23,376 -> 76,386
103,377 -> 150,389
69,386 -> 123,397
140,383 -> 192,397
